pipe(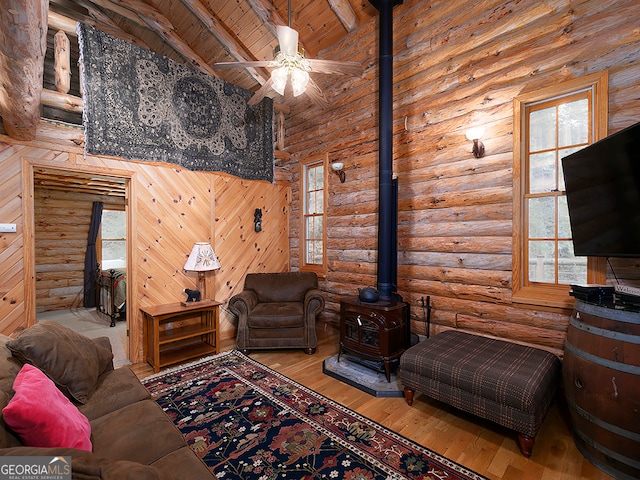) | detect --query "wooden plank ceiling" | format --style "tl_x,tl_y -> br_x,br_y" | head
48,0 -> 378,94
33,167 -> 127,197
